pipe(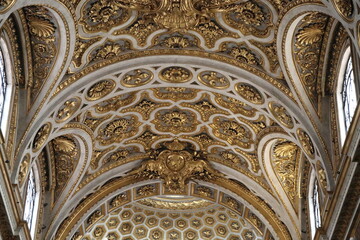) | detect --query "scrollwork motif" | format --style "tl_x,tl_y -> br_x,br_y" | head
159,67 -> 192,83
86,79 -> 115,101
